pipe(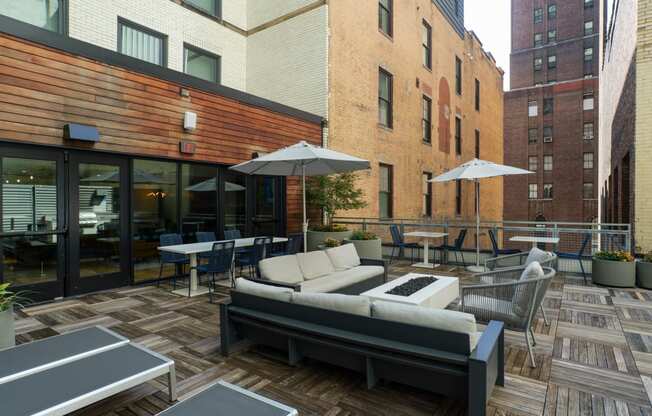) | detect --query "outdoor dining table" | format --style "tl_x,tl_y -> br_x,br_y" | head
509,235 -> 560,249
158,237 -> 288,297
403,231 -> 448,269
